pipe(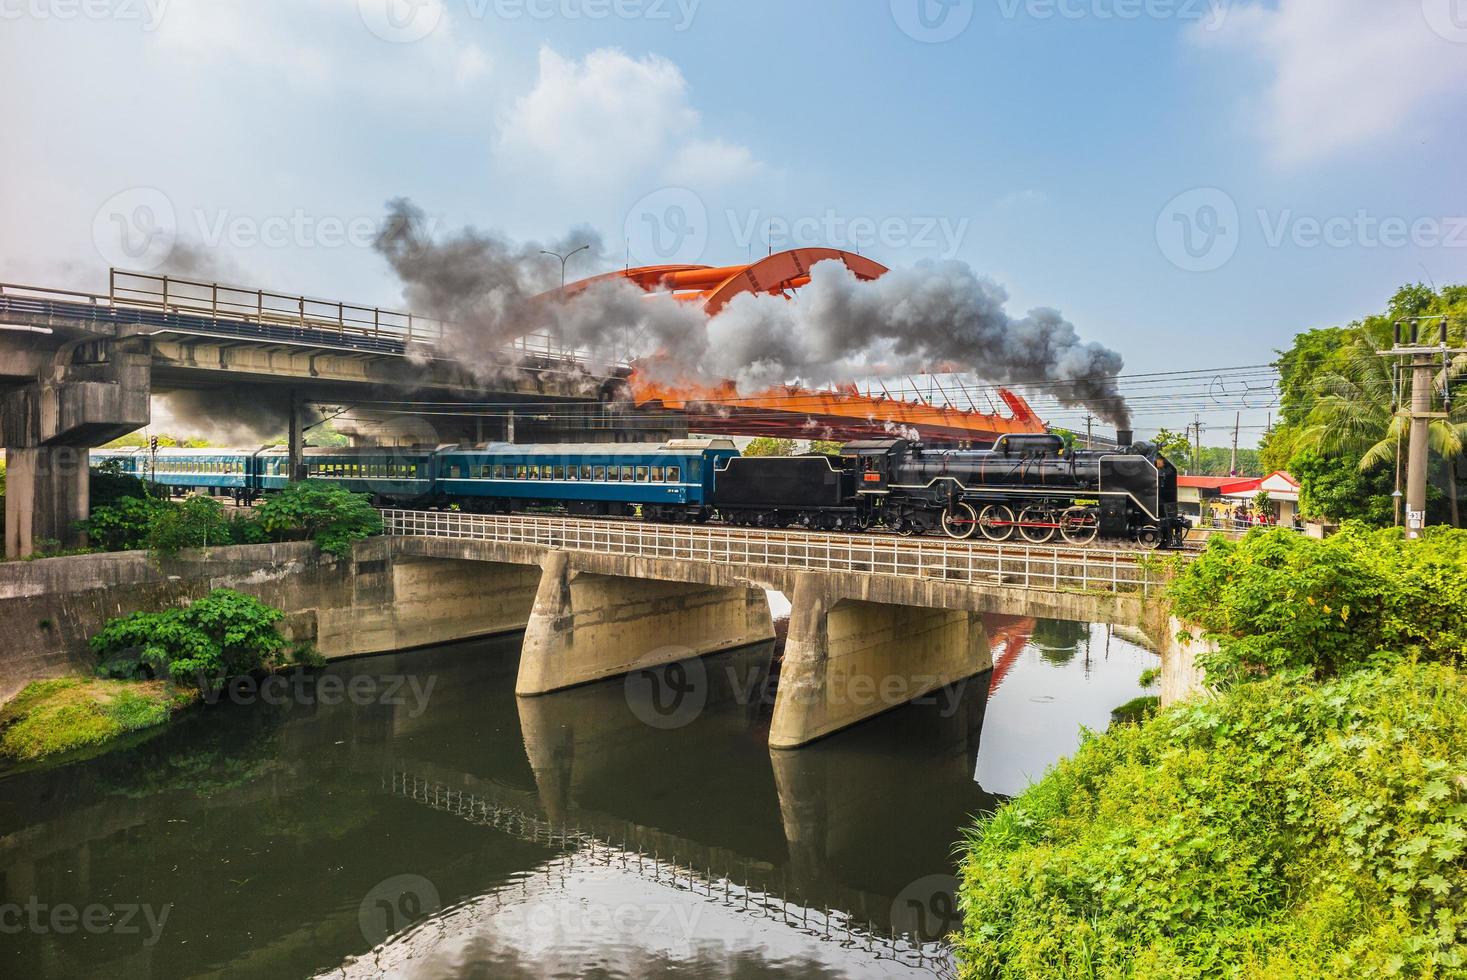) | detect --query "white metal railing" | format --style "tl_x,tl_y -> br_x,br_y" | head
381,510 -> 1163,596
